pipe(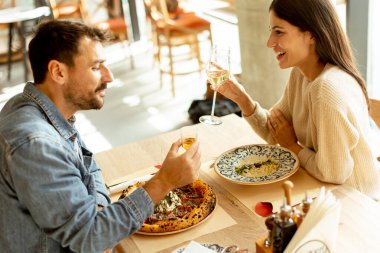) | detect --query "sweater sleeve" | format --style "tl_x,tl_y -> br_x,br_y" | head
298,98 -> 359,184
244,70 -> 295,144
243,102 -> 273,143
